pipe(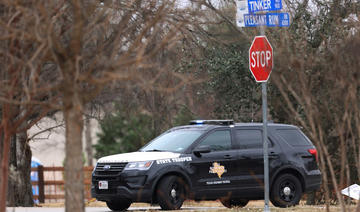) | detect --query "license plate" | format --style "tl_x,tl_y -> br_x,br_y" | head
98,181 -> 108,190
